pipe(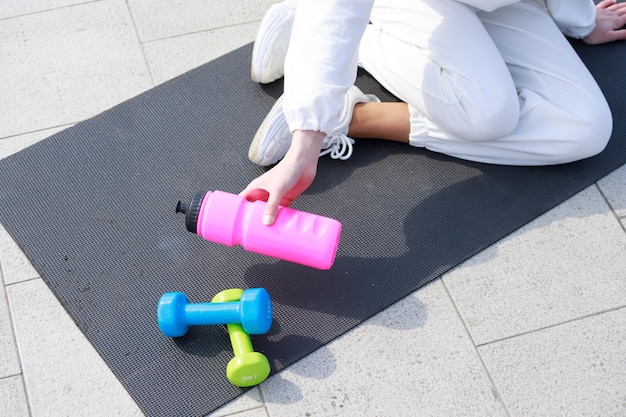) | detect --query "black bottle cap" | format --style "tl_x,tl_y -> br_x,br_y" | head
175,190 -> 206,234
